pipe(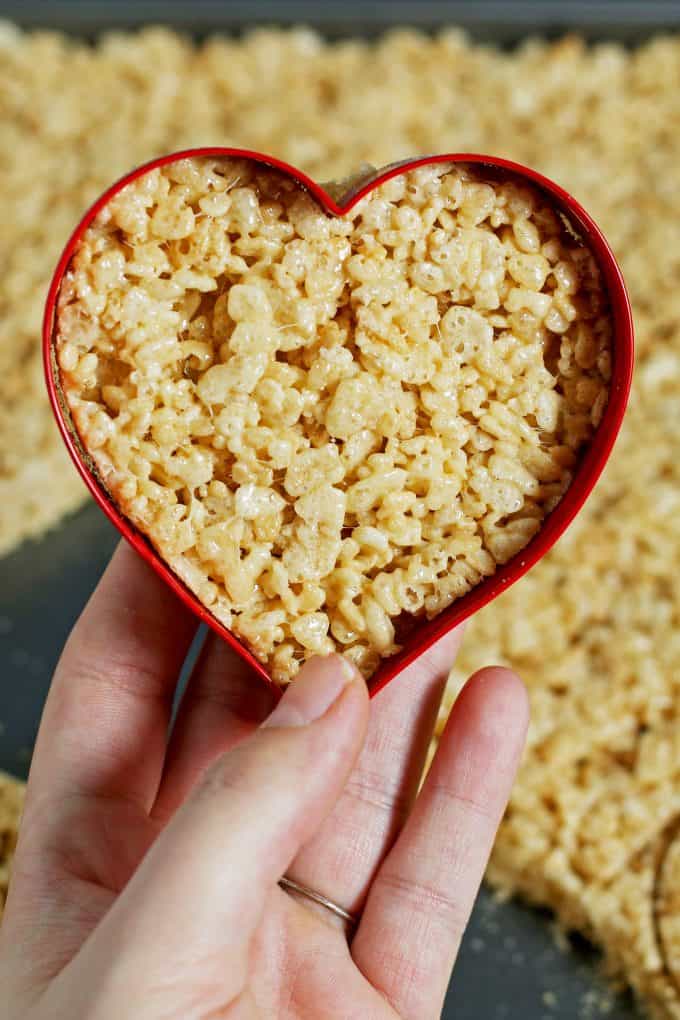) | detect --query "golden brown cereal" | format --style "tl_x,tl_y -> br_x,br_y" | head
55,158 -> 610,682
0,771 -> 24,921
